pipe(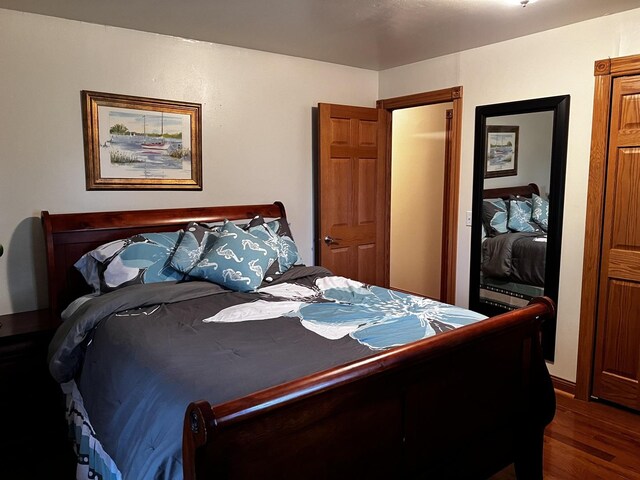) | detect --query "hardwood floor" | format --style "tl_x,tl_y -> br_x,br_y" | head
492,390 -> 640,479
